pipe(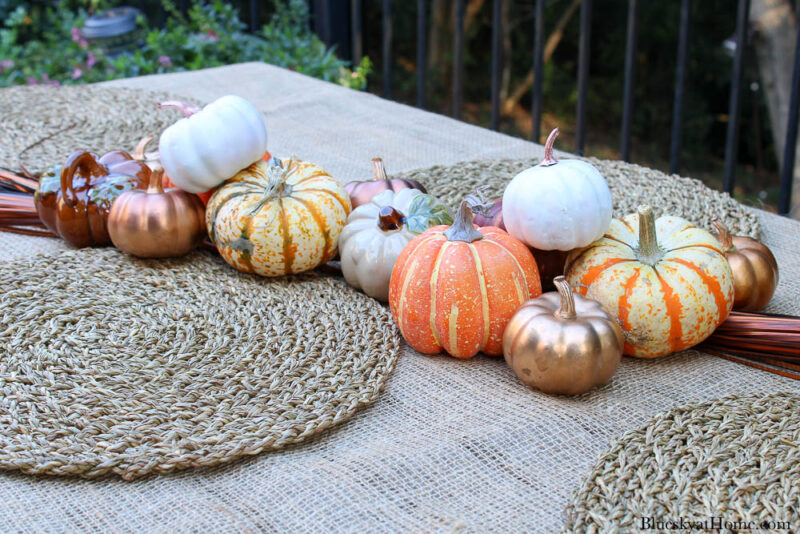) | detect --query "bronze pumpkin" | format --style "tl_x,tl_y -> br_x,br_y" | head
35,150 -> 151,247
713,220 -> 779,311
503,276 -> 623,395
344,158 -> 427,209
